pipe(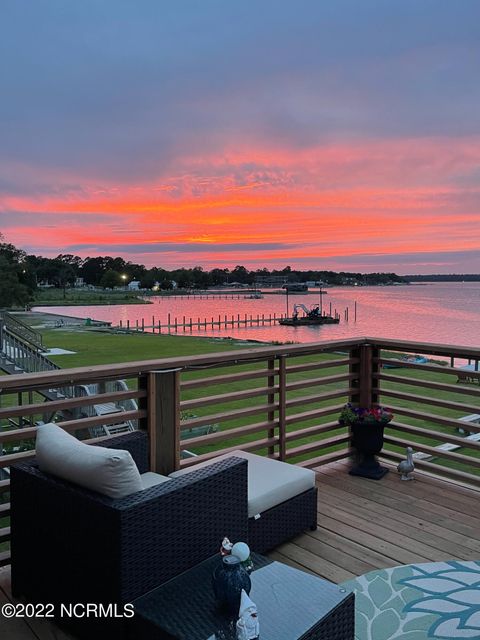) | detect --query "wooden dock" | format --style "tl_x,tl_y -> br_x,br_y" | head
116,312 -> 286,333
115,307 -> 350,334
